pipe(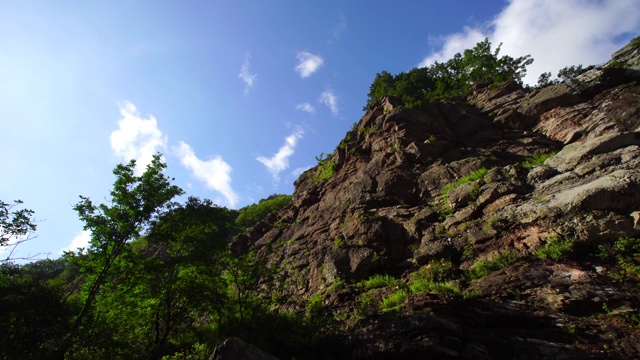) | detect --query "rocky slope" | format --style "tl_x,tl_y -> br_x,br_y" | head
233,37 -> 640,359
